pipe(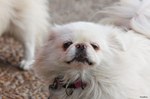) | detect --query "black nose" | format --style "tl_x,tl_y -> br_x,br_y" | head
76,44 -> 86,51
